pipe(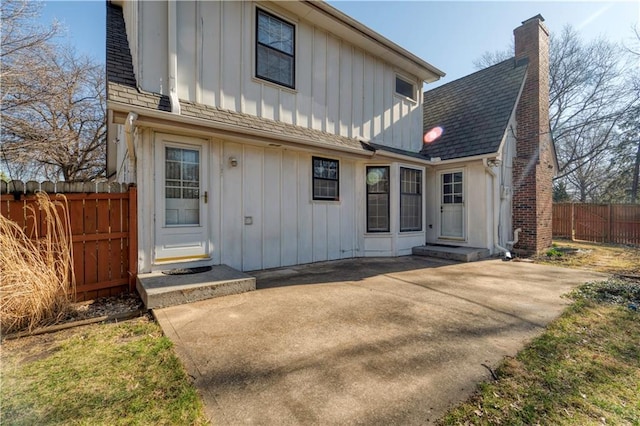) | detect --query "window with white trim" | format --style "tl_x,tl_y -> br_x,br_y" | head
366,166 -> 390,232
165,147 -> 200,226
313,157 -> 339,200
400,167 -> 422,231
256,9 -> 295,88
395,75 -> 416,101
